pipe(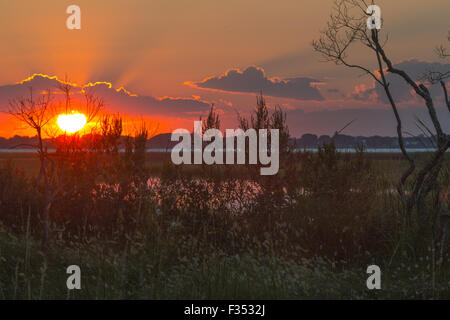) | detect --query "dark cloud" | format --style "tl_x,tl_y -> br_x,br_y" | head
0,74 -> 210,118
187,66 -> 324,101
